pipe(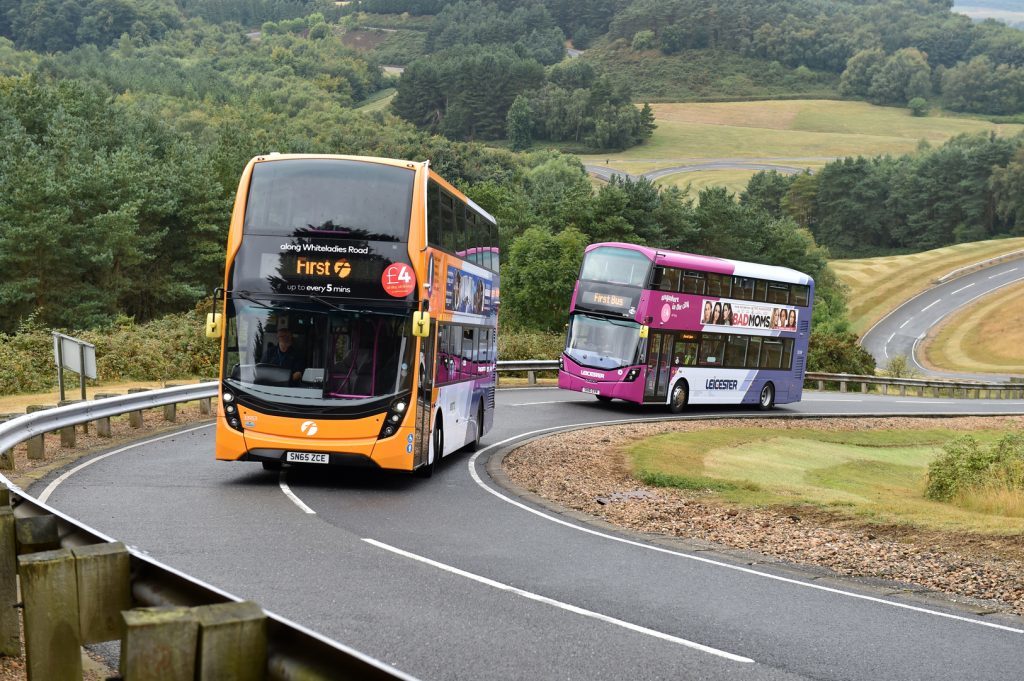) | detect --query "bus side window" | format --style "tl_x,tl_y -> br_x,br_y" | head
462,327 -> 476,379
706,273 -> 730,298
440,192 -> 457,253
455,202 -> 467,255
760,339 -> 783,369
672,338 -> 698,366
682,271 -> 705,295
791,284 -> 810,307
767,282 -> 789,304
746,336 -> 763,368
427,180 -> 441,249
732,277 -> 755,301
754,279 -> 768,302
781,338 -> 794,370
699,334 -> 724,367
724,335 -> 748,367
659,268 -> 681,292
